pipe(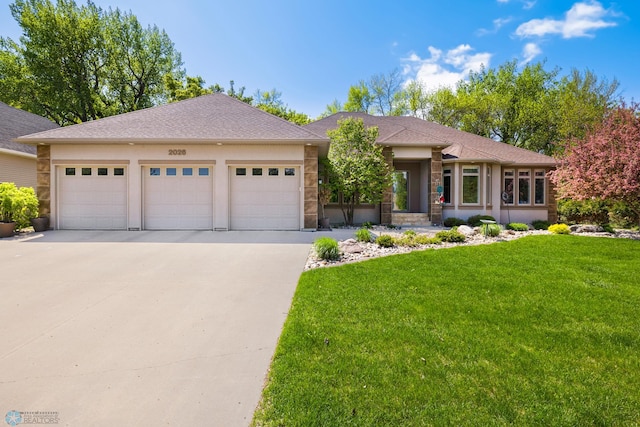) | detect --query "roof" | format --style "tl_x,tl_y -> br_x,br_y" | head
305,112 -> 556,166
17,94 -> 328,145
0,101 -> 58,155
